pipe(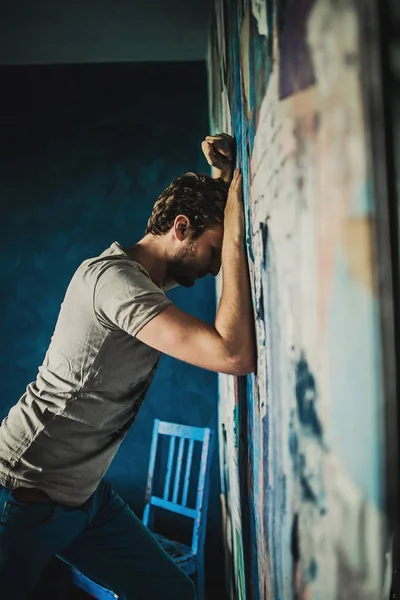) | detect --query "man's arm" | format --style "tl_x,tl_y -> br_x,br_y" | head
214,168 -> 255,372
136,168 -> 256,376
